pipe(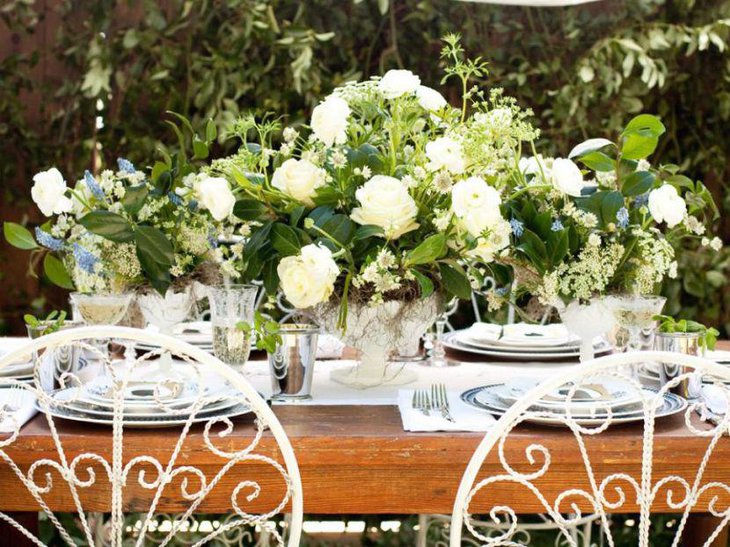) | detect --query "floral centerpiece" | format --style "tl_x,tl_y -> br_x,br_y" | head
4,119 -> 238,331
499,114 -> 719,359
209,35 -> 537,386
